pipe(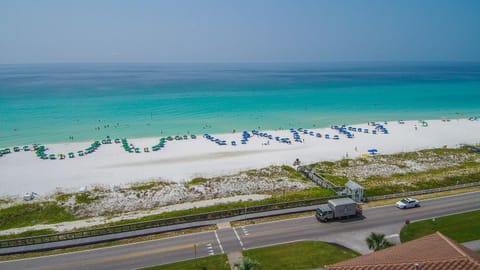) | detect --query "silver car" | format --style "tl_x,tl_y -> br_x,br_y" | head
396,198 -> 420,209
